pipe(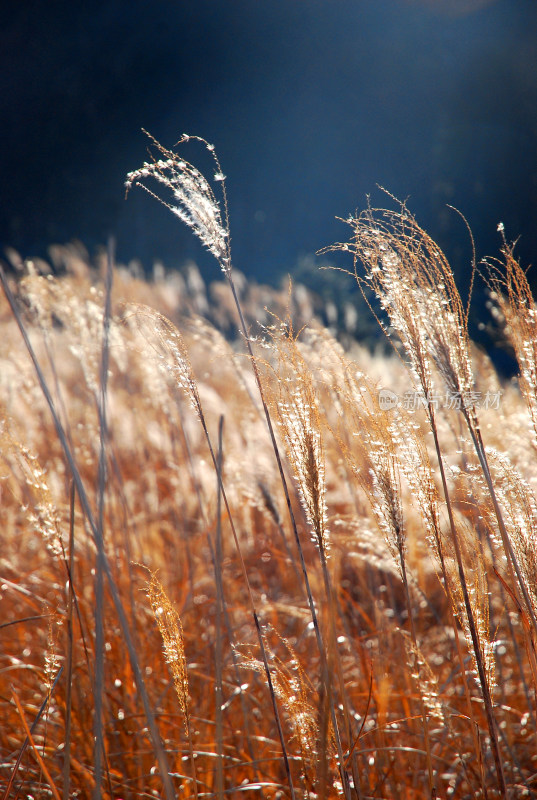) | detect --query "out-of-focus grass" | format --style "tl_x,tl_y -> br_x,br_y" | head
0,247 -> 535,799
1,151 -> 536,798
